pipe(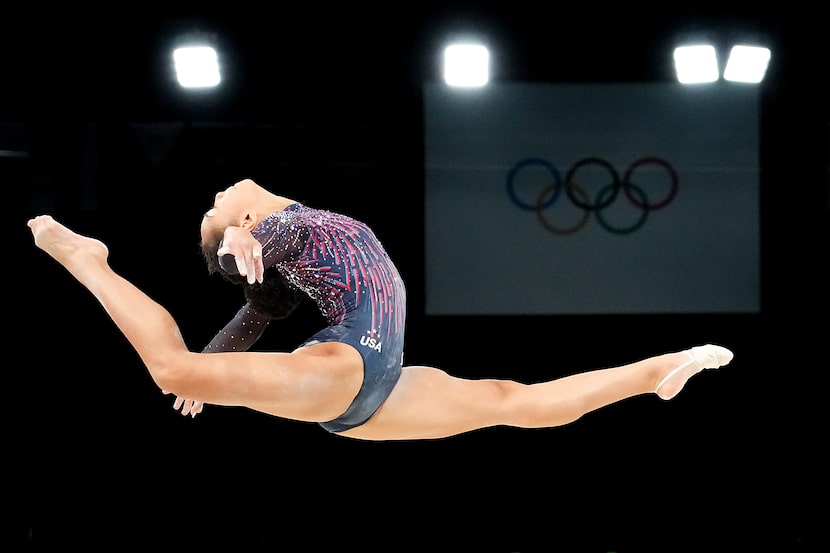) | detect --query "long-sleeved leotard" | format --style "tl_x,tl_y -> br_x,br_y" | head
203,203 -> 407,432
